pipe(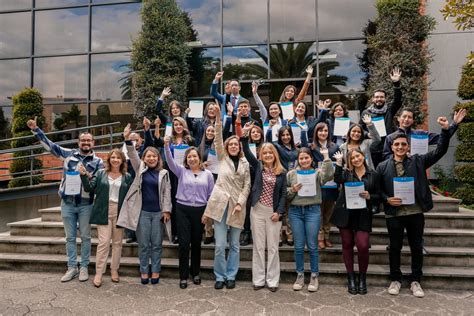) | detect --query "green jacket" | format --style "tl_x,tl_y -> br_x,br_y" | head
81,169 -> 133,225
